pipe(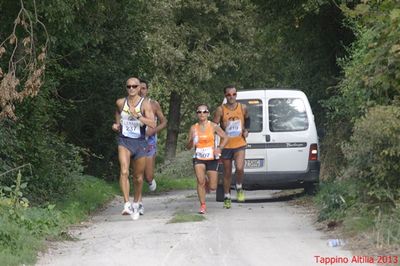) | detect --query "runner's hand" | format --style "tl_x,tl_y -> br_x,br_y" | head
112,123 -> 120,132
